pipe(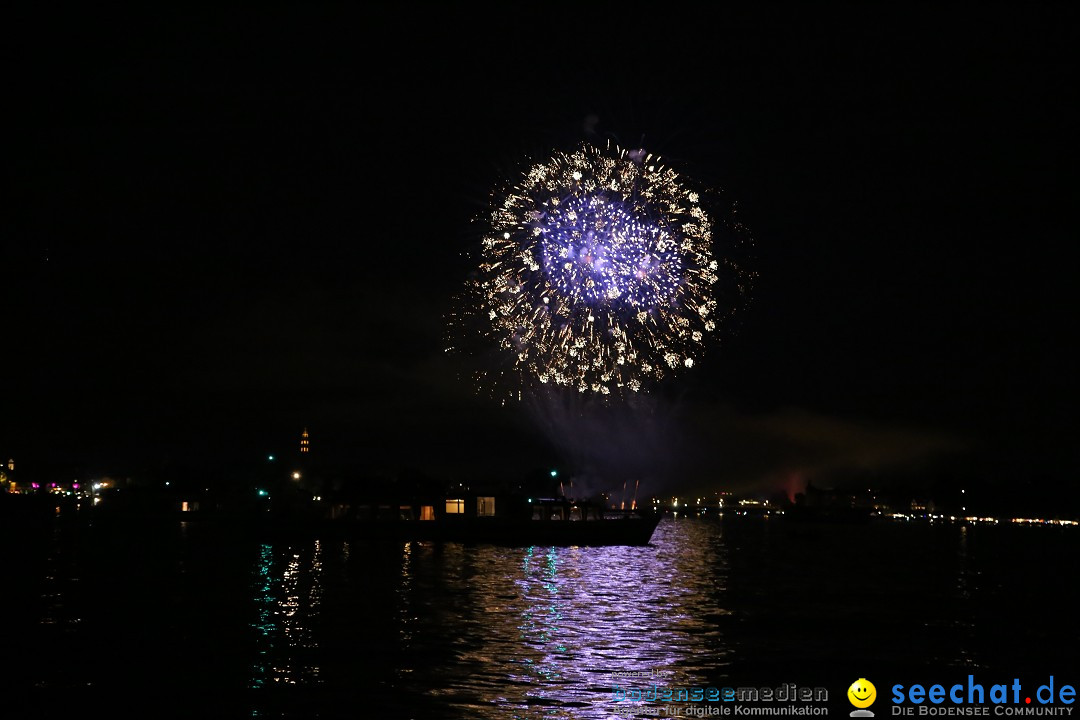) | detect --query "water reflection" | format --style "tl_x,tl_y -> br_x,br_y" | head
396,517 -> 733,719
39,524 -> 82,631
949,525 -> 980,669
399,540 -> 414,652
9,509 -> 1078,717
250,540 -> 325,693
